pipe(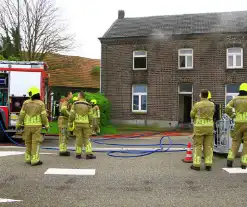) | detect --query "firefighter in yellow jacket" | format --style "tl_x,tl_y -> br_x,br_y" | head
190,89 -> 215,171
226,83 -> 247,169
16,87 -> 49,166
68,96 -> 79,135
69,91 -> 96,159
58,91 -> 73,156
91,99 -> 100,135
